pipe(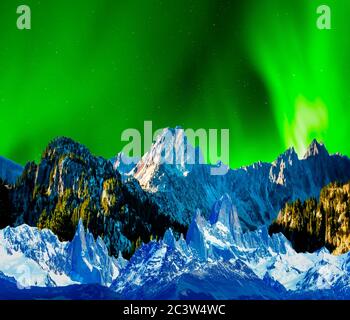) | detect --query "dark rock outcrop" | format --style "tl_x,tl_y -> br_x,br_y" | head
5,137 -> 186,258
270,181 -> 350,255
